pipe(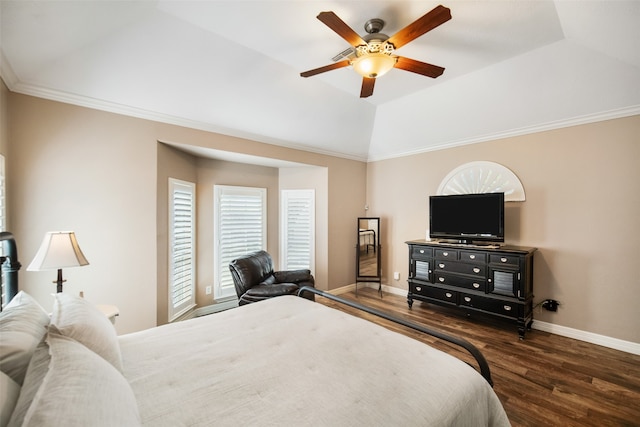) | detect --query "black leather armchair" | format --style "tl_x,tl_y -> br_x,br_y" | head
229,250 -> 315,306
